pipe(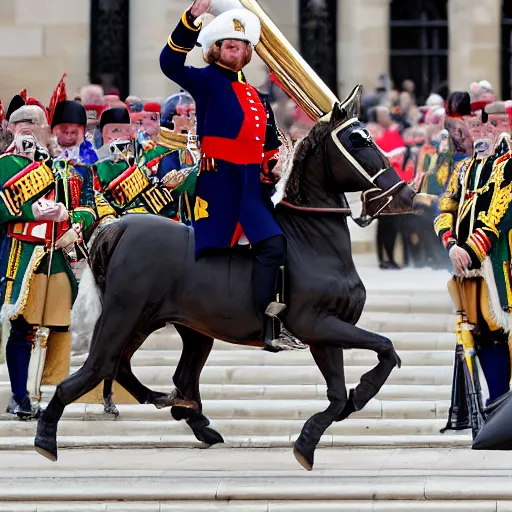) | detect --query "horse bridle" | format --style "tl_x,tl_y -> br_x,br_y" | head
328,118 -> 407,227
279,119 -> 407,224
